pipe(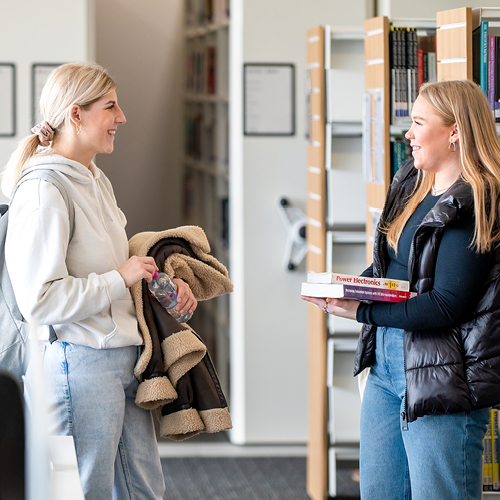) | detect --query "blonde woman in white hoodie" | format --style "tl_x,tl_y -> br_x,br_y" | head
2,62 -> 196,500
